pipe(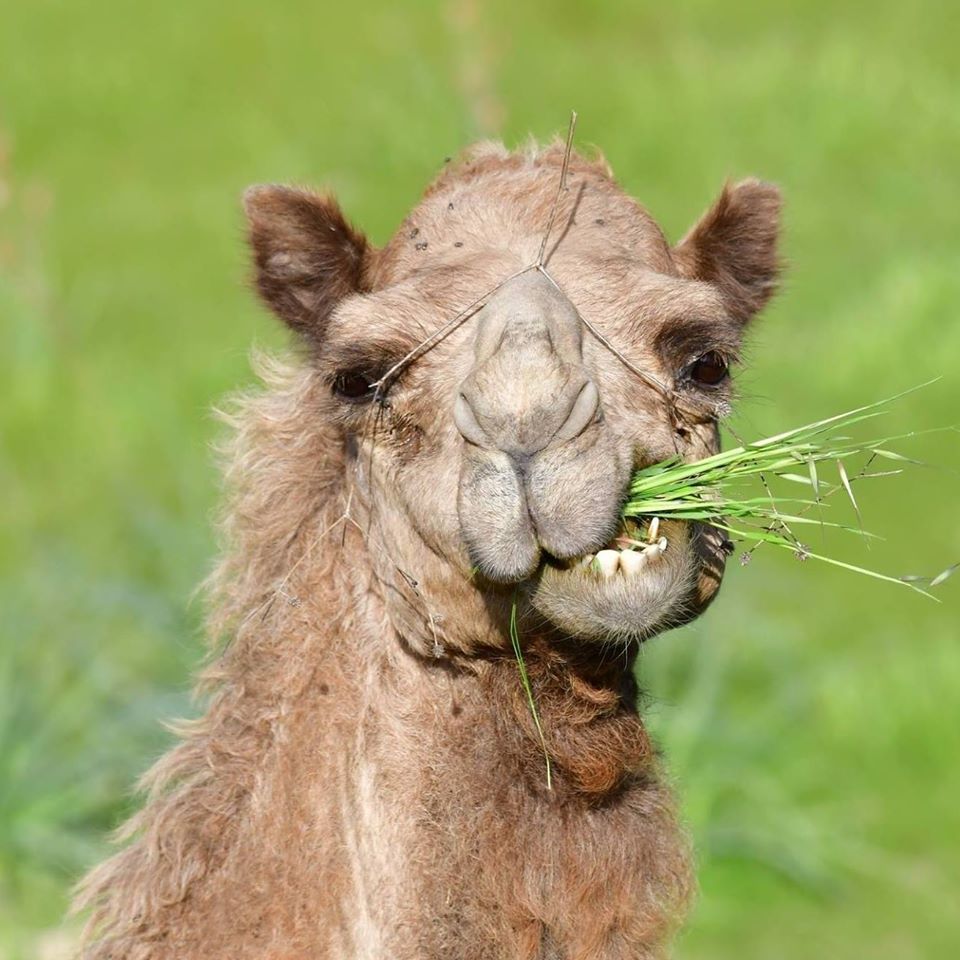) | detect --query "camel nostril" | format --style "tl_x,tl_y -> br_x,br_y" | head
552,380 -> 600,444
454,393 -> 489,447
